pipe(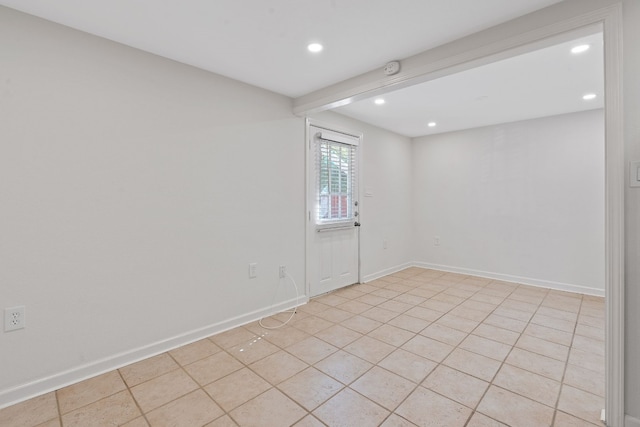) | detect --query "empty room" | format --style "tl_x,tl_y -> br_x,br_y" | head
0,1 -> 638,427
